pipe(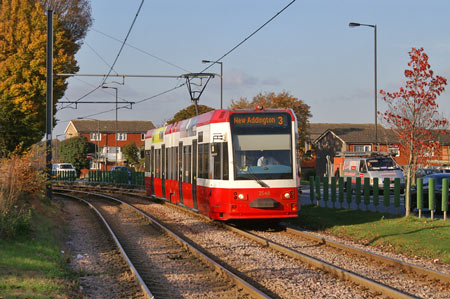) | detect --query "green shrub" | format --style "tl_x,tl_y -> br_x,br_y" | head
0,152 -> 45,239
0,207 -> 32,238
